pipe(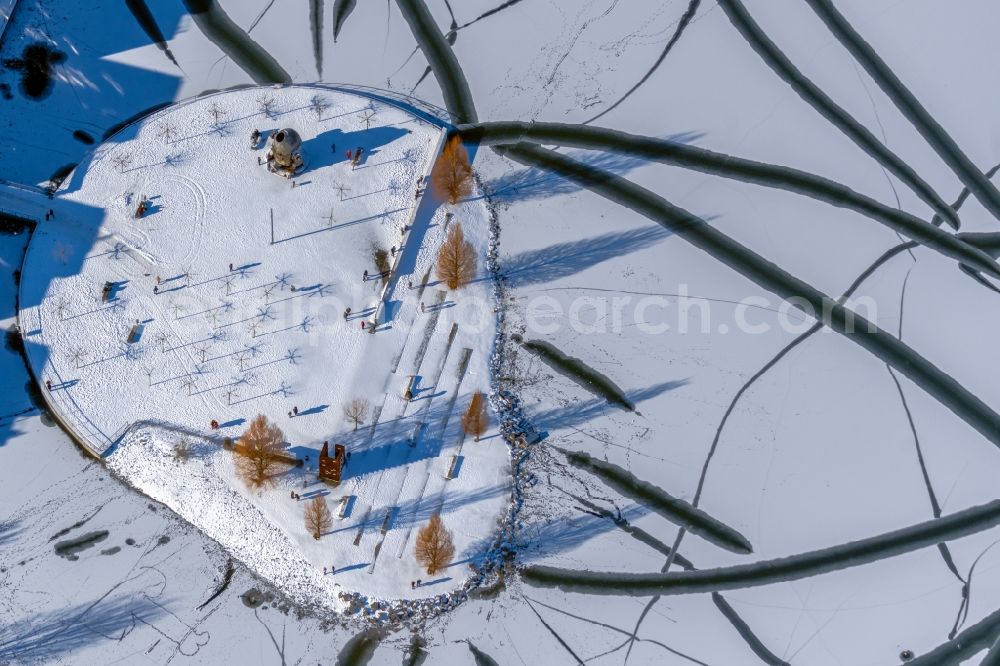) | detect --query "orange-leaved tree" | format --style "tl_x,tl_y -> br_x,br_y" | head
414,514 -> 455,575
435,223 -> 476,290
304,496 -> 332,539
233,414 -> 287,489
431,136 -> 473,204
460,391 -> 489,442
